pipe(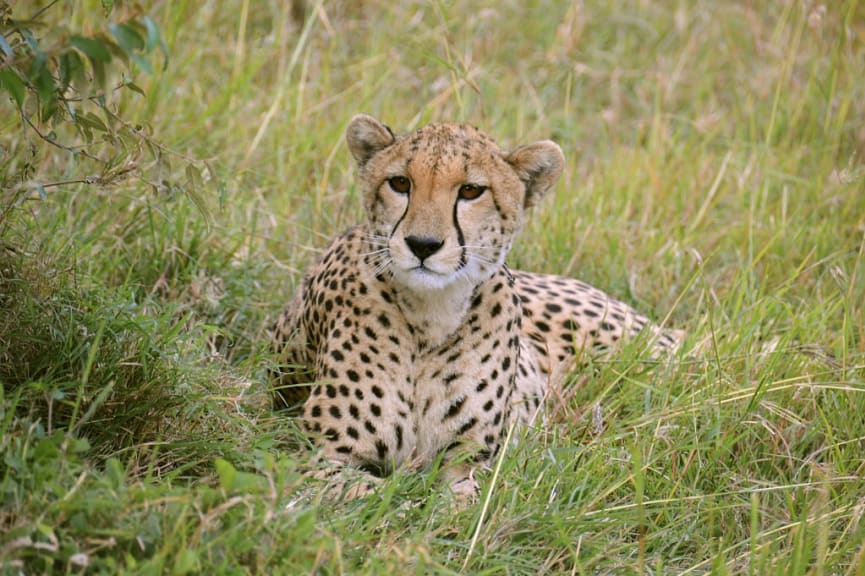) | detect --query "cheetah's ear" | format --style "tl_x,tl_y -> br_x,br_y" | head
506,141 -> 565,209
346,114 -> 396,166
